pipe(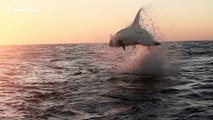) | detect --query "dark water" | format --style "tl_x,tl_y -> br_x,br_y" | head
0,41 -> 212,120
